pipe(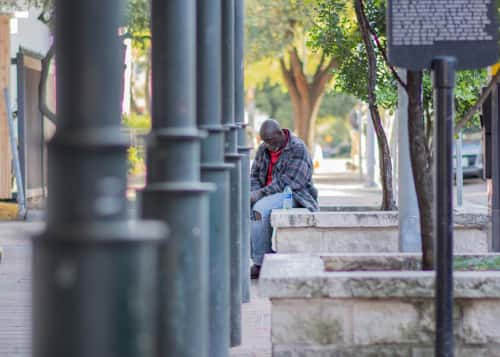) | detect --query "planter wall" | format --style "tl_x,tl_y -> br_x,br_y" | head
260,253 -> 500,357
271,209 -> 490,254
